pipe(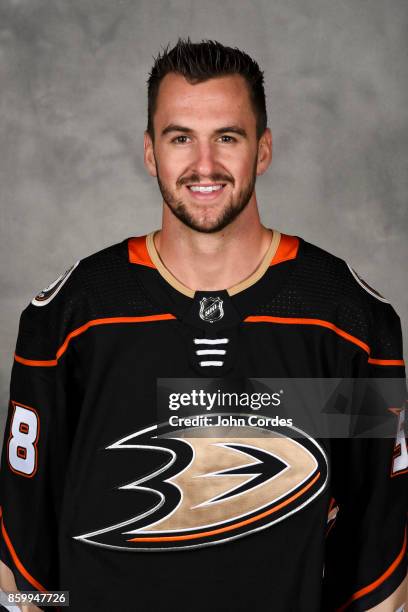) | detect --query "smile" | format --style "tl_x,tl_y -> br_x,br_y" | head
185,183 -> 227,201
188,184 -> 225,192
